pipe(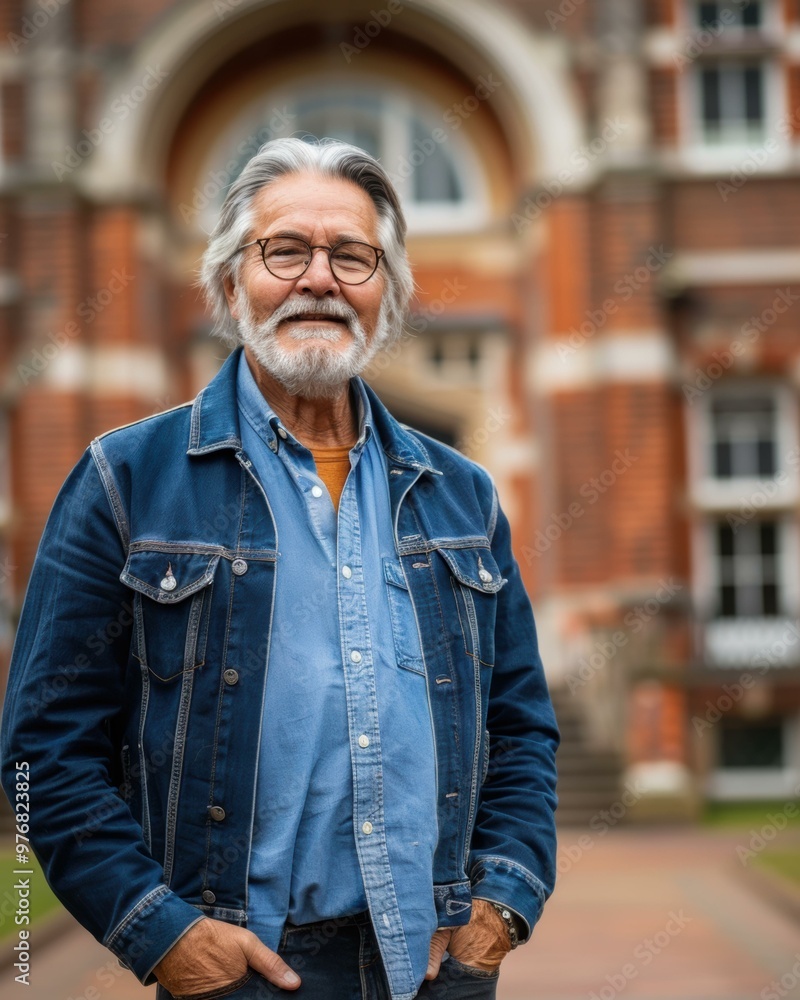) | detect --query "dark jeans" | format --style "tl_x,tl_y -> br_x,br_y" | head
155,910 -> 499,1000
